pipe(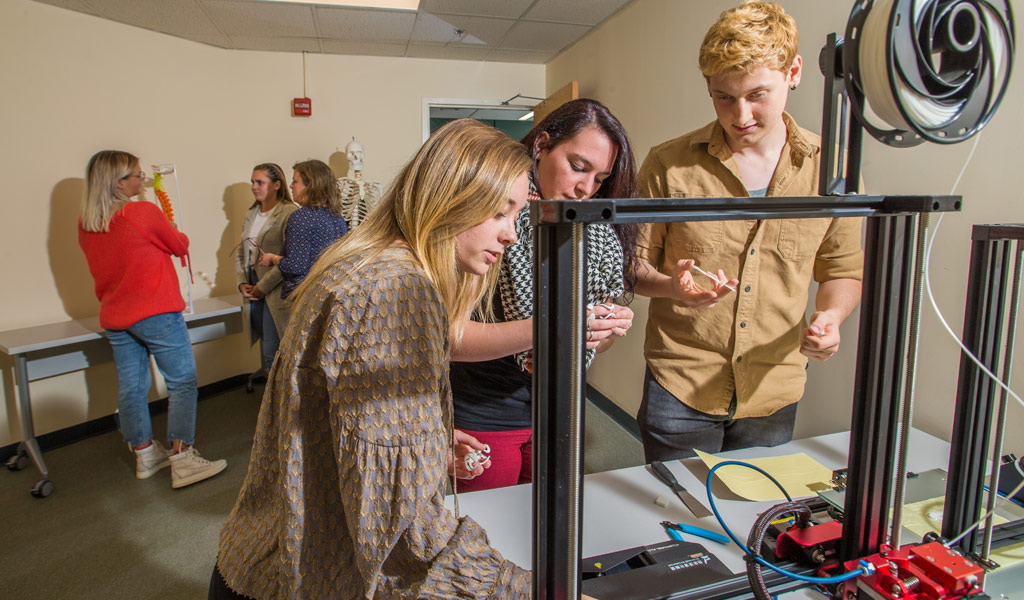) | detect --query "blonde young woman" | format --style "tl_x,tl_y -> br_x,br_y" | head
235,163 -> 297,375
78,150 -> 226,488
212,119 -> 533,599
257,159 -> 348,301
